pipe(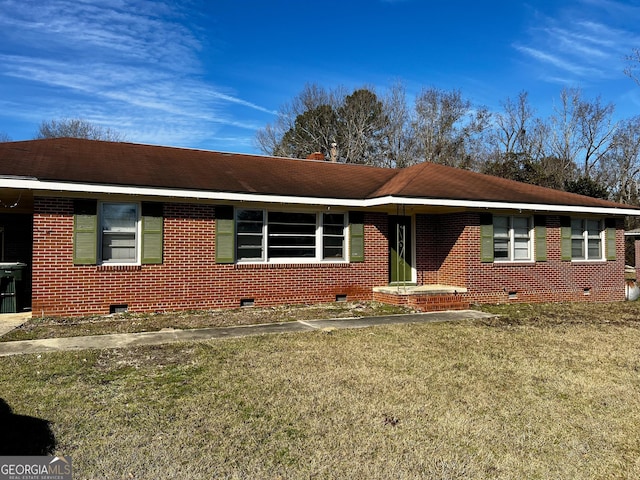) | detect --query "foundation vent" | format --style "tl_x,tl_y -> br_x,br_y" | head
110,304 -> 128,314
